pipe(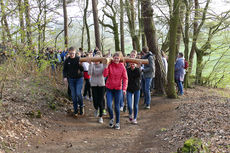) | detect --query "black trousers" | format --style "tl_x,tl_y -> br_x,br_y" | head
83,79 -> 91,98
92,86 -> 105,117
